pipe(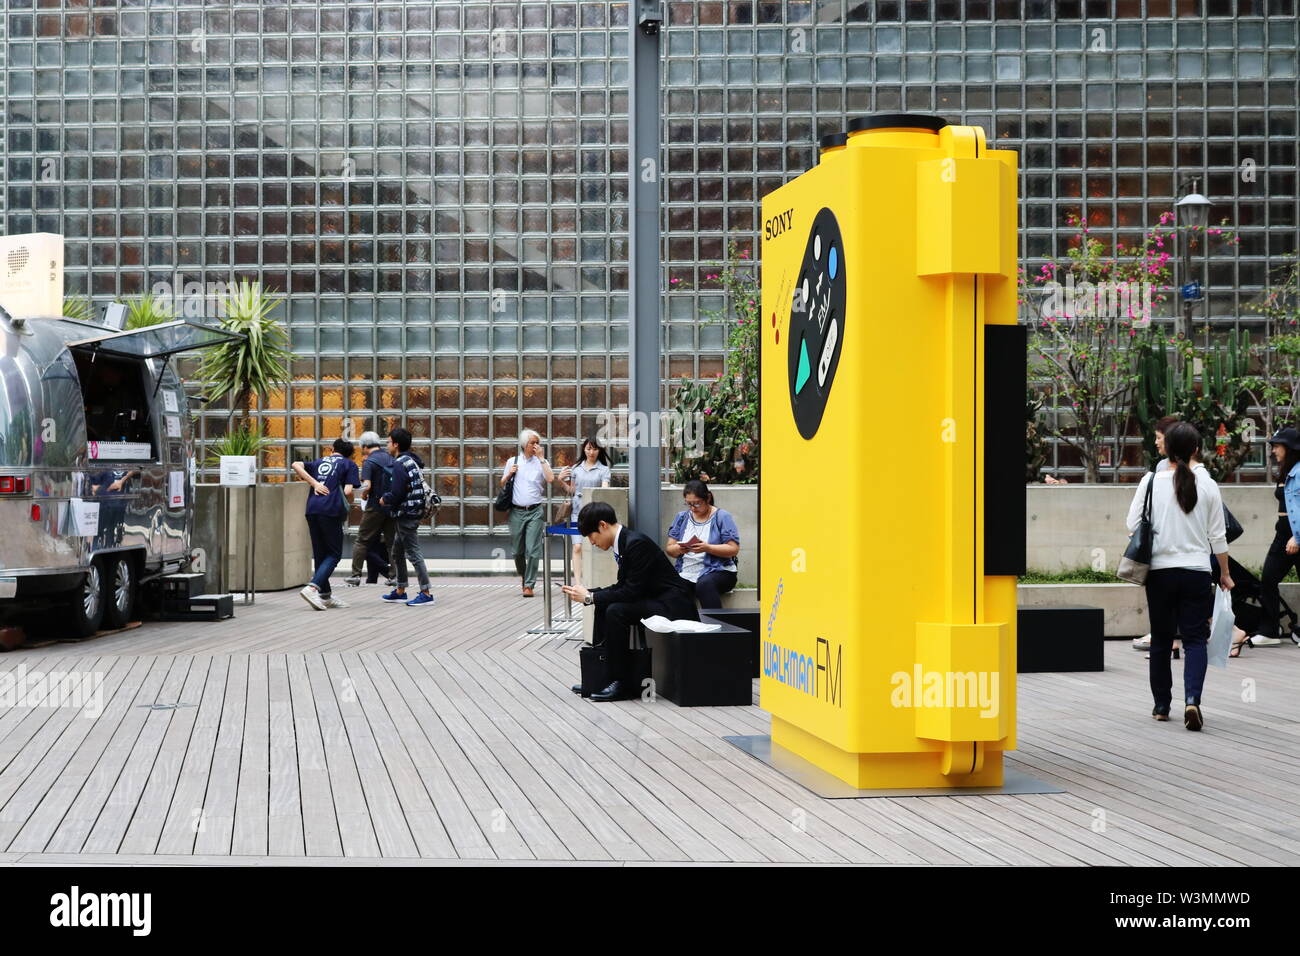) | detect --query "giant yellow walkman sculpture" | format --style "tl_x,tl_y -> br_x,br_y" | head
759,114 -> 1023,789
